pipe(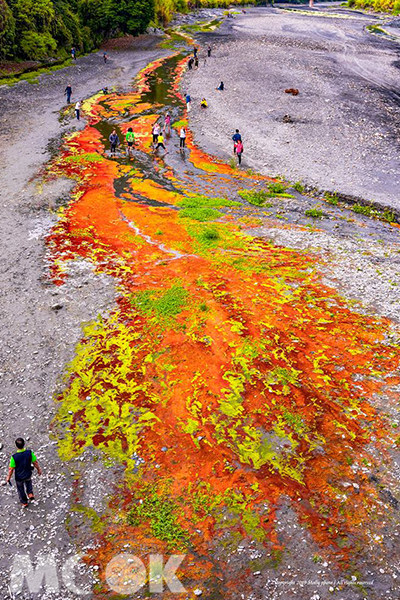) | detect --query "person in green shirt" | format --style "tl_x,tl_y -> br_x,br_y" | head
126,127 -> 135,158
5,438 -> 42,508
